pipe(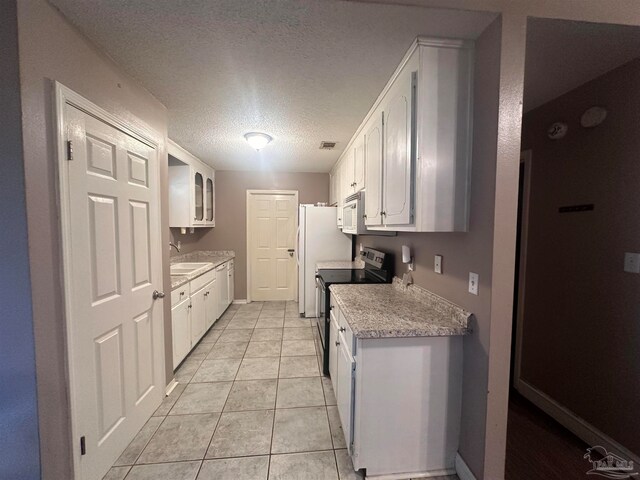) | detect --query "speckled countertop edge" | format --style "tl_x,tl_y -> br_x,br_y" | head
316,258 -> 365,270
330,277 -> 472,339
170,250 -> 235,289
